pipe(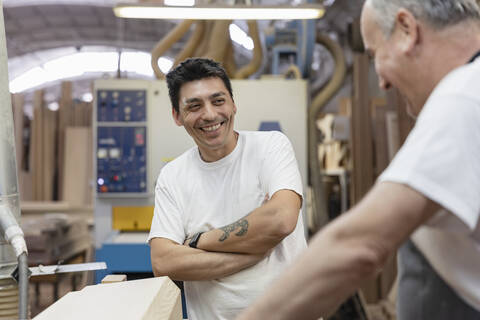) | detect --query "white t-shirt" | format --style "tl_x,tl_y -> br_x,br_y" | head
379,58 -> 480,311
148,130 -> 307,320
